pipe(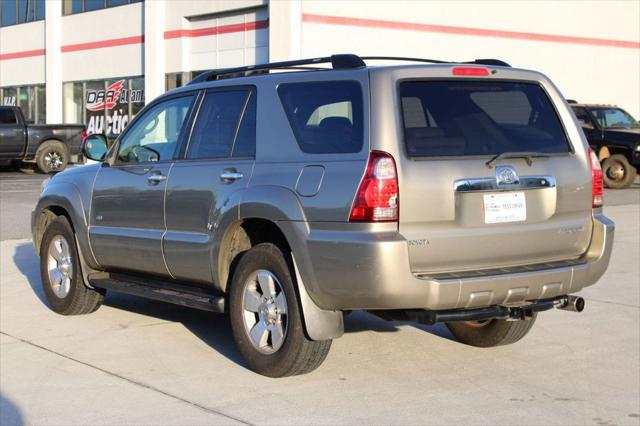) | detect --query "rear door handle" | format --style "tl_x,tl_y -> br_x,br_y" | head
220,171 -> 243,183
147,174 -> 167,185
